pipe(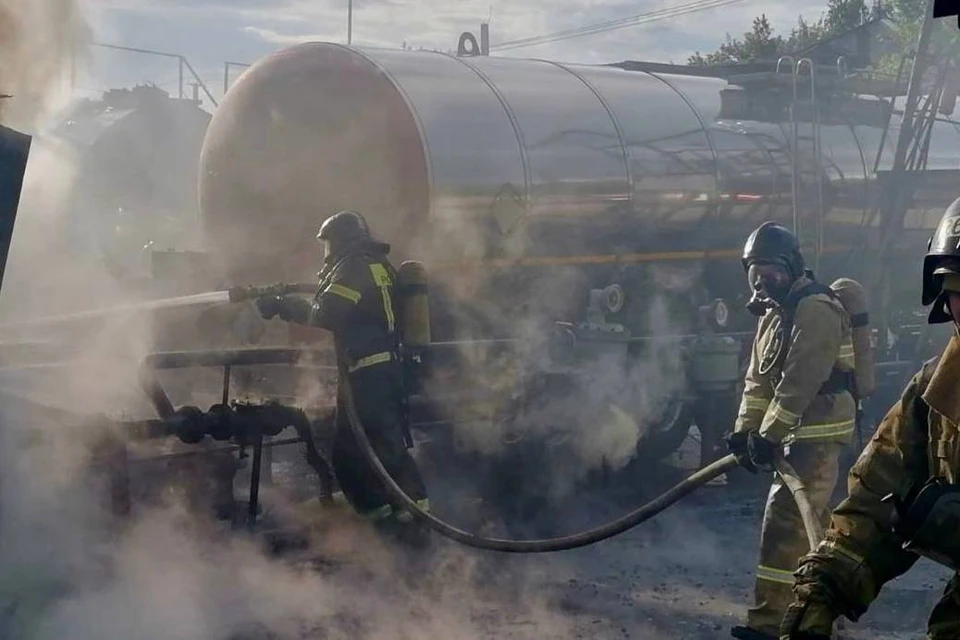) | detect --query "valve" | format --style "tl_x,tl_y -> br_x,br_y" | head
172,406 -> 205,444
